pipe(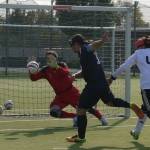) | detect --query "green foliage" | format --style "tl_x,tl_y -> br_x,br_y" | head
8,9 -> 52,25
135,8 -> 149,27
55,0 -> 121,37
